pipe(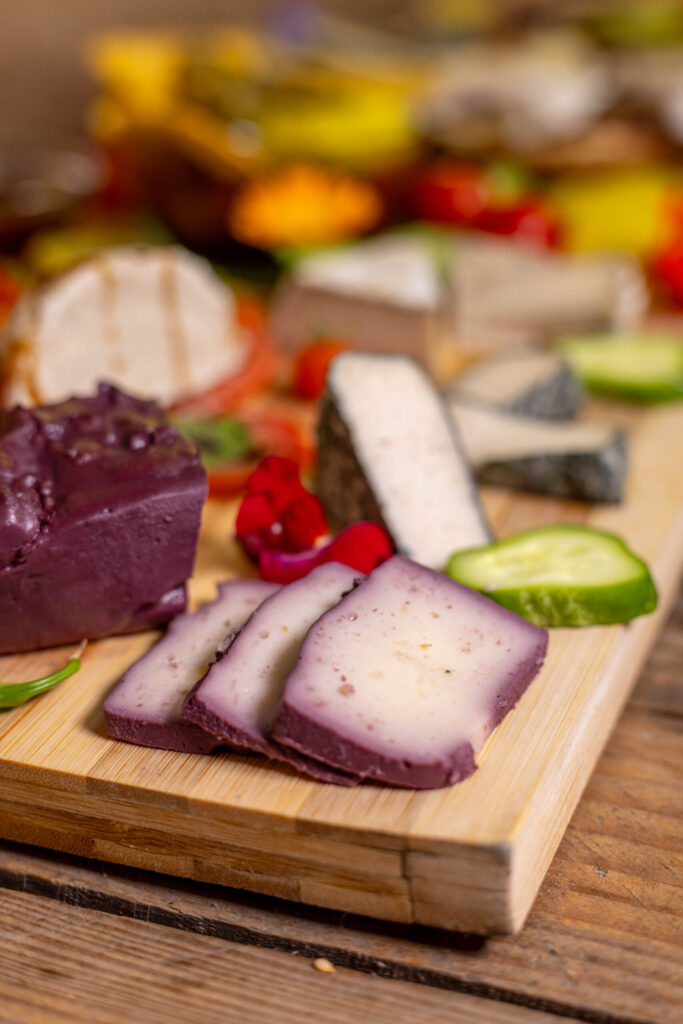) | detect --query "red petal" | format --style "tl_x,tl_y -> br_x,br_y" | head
280,492 -> 328,551
258,546 -> 322,584
246,456 -> 307,513
321,522 -> 394,574
235,492 -> 277,540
